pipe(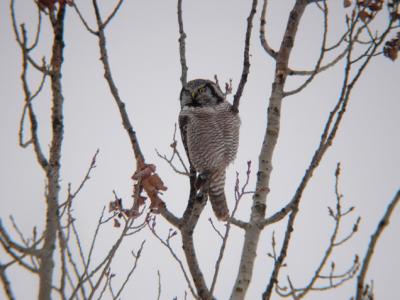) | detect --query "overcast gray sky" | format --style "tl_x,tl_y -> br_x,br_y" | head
1,1 -> 399,299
